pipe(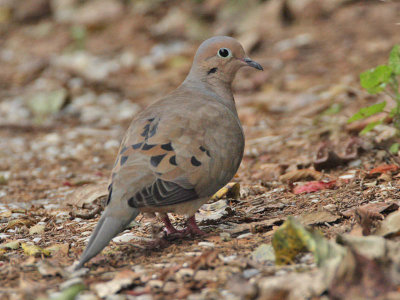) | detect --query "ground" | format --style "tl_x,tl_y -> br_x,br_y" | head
1,0 -> 400,299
